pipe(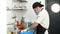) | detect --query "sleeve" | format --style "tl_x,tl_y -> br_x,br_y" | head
35,12 -> 46,24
